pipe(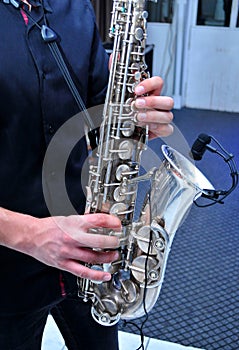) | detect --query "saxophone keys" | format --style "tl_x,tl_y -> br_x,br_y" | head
111,270 -> 138,304
118,140 -> 134,160
121,280 -> 137,304
91,299 -> 121,326
110,202 -> 127,216
113,186 -> 136,202
113,186 -> 126,202
135,27 -> 144,41
130,256 -> 160,284
90,265 -> 105,285
116,164 -> 131,181
148,269 -> 159,282
141,10 -> 148,20
136,225 -> 160,255
121,121 -> 135,137
154,238 -> 166,252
